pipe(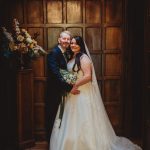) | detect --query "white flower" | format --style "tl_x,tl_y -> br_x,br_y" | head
26,37 -> 33,43
60,69 -> 77,84
17,35 -> 24,42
